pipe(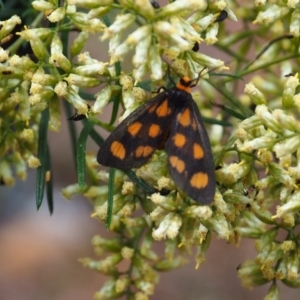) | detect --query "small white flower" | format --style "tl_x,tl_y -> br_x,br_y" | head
287,0 -> 299,8
215,161 -> 251,185
158,0 -> 207,18
274,136 -> 300,158
210,214 -> 230,240
255,0 -> 266,5
47,7 -> 65,23
193,14 -> 214,32
283,74 -> 299,108
255,105 -> 281,133
205,23 -> 218,45
152,213 -> 182,240
244,82 -> 266,105
290,9 -> 300,37
272,109 -> 300,132
238,115 -> 262,130
149,44 -> 162,80
0,15 -> 21,38
254,5 -> 289,25
240,135 -> 275,153
92,85 -> 112,114
226,8 -> 238,22
133,35 -> 151,67
102,13 -> 135,40
154,21 -> 190,51
273,190 -> 300,218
